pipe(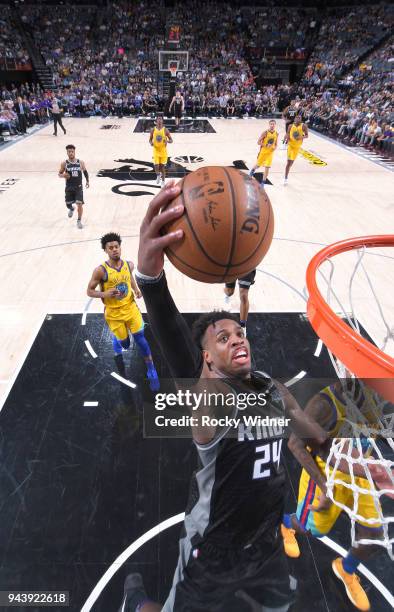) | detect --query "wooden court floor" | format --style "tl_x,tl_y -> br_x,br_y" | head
0,116 -> 392,406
